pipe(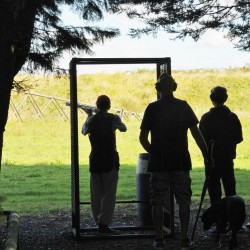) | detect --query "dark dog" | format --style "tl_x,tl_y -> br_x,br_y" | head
201,195 -> 246,249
